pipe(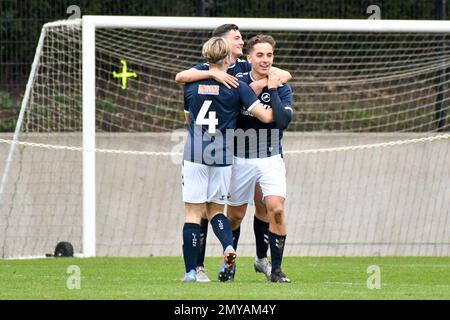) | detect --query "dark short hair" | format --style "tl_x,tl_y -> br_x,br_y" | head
212,24 -> 240,37
246,34 -> 276,53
